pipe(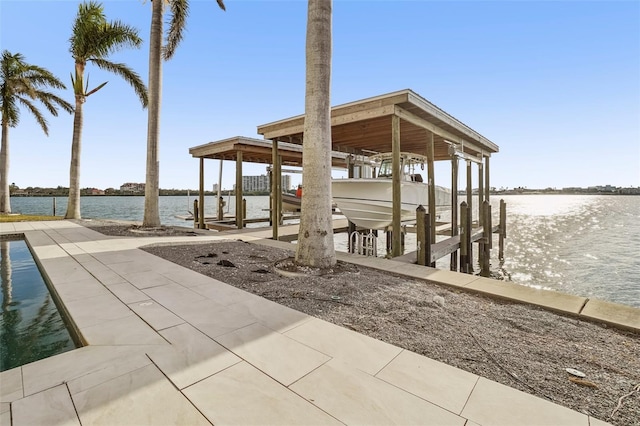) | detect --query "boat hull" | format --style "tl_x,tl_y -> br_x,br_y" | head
281,193 -> 302,212
332,179 -> 451,230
